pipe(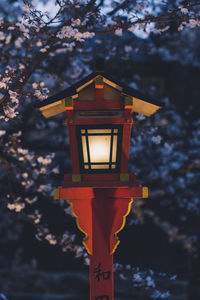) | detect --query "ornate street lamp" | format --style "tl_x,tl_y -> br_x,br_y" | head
36,69 -> 161,300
